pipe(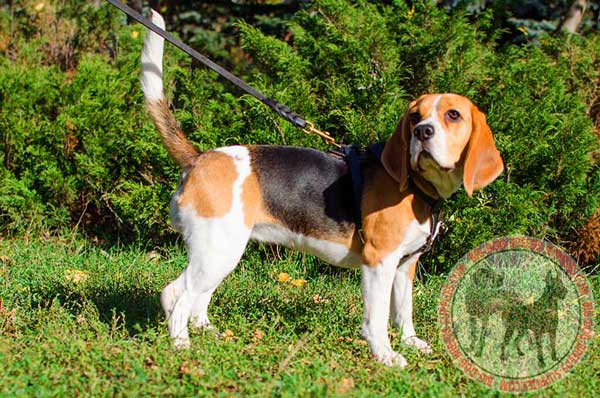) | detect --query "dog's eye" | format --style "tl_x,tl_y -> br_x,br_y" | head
445,109 -> 461,122
409,112 -> 421,125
